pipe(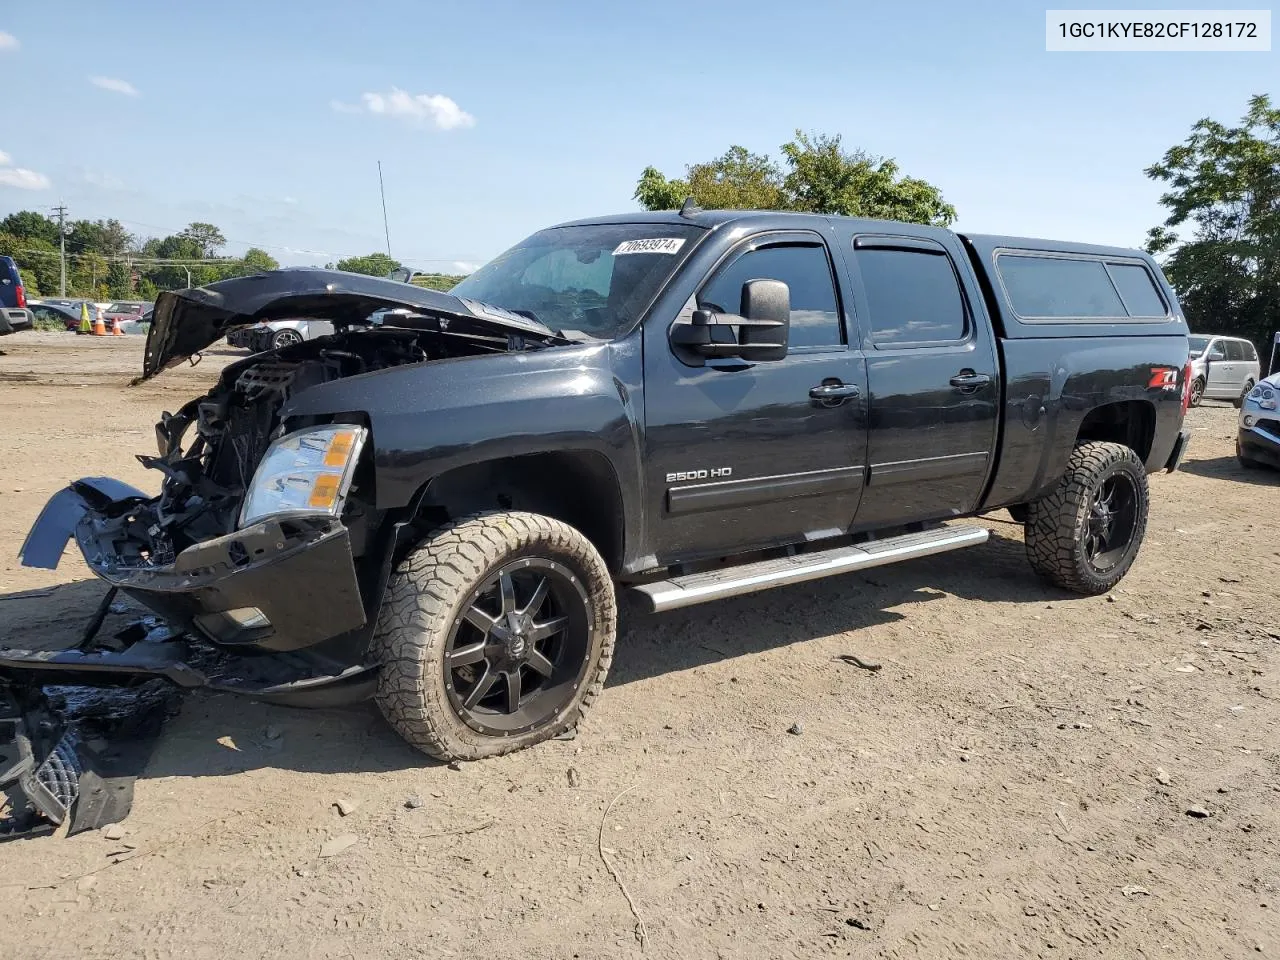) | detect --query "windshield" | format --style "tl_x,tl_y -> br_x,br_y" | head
107,302 -> 141,315
1188,335 -> 1208,357
450,223 -> 704,338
